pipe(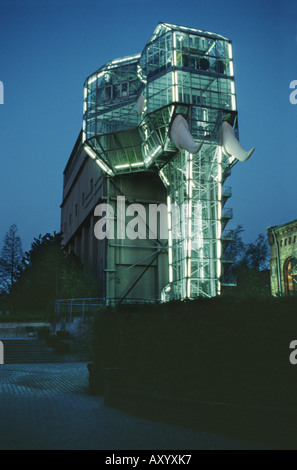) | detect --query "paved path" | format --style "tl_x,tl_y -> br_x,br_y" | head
0,362 -> 268,450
